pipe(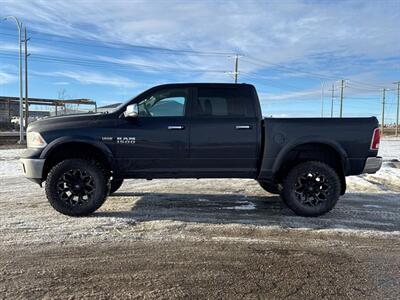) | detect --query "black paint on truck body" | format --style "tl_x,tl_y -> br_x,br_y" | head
22,83 -> 379,184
